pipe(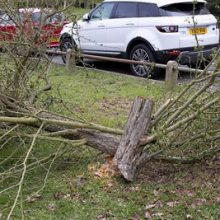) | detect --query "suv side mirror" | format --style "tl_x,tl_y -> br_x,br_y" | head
82,13 -> 90,21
